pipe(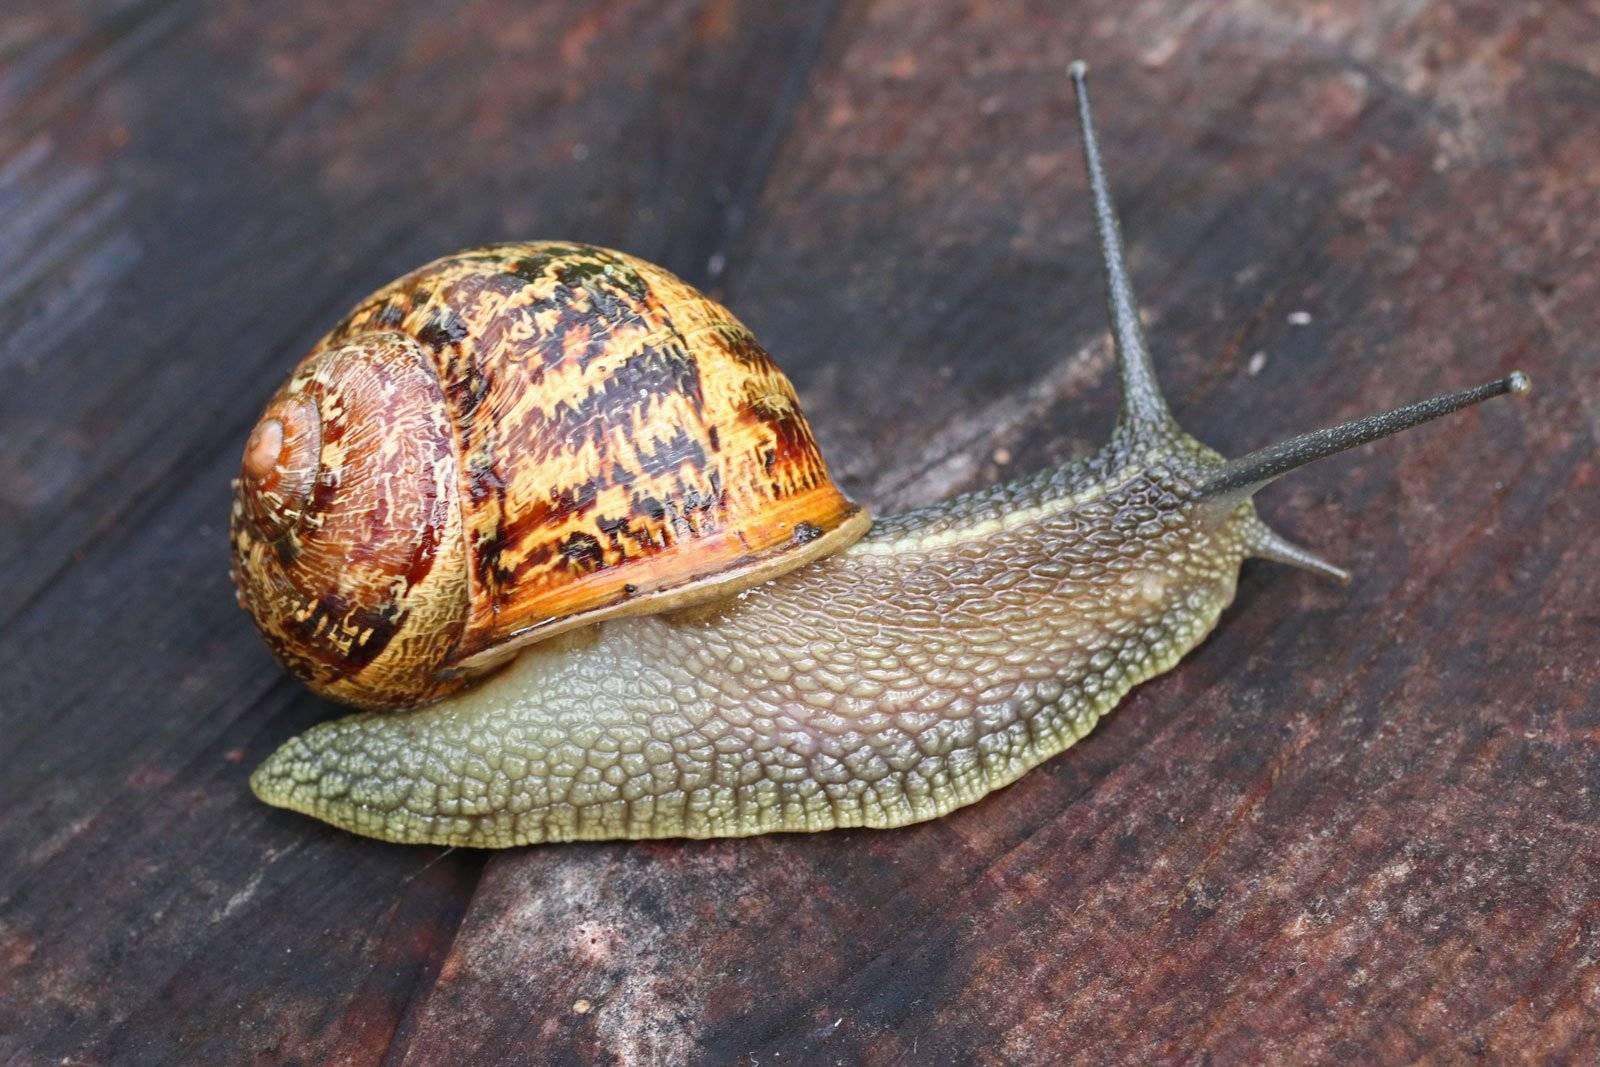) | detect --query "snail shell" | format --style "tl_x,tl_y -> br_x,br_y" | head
231,243 -> 868,710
